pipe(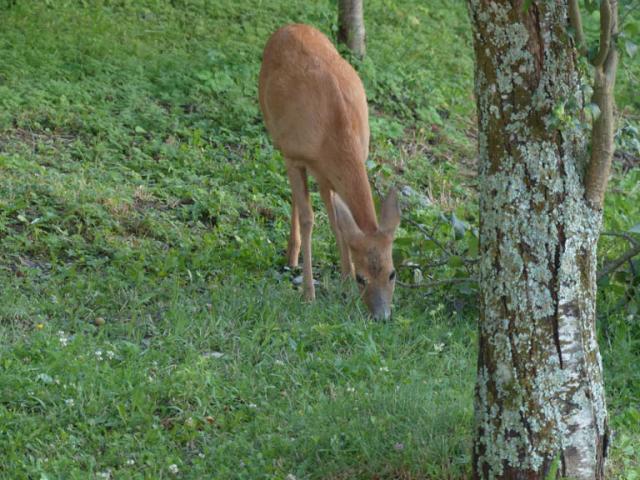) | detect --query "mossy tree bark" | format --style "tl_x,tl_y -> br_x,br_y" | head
337,0 -> 365,57
467,0 -> 617,478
